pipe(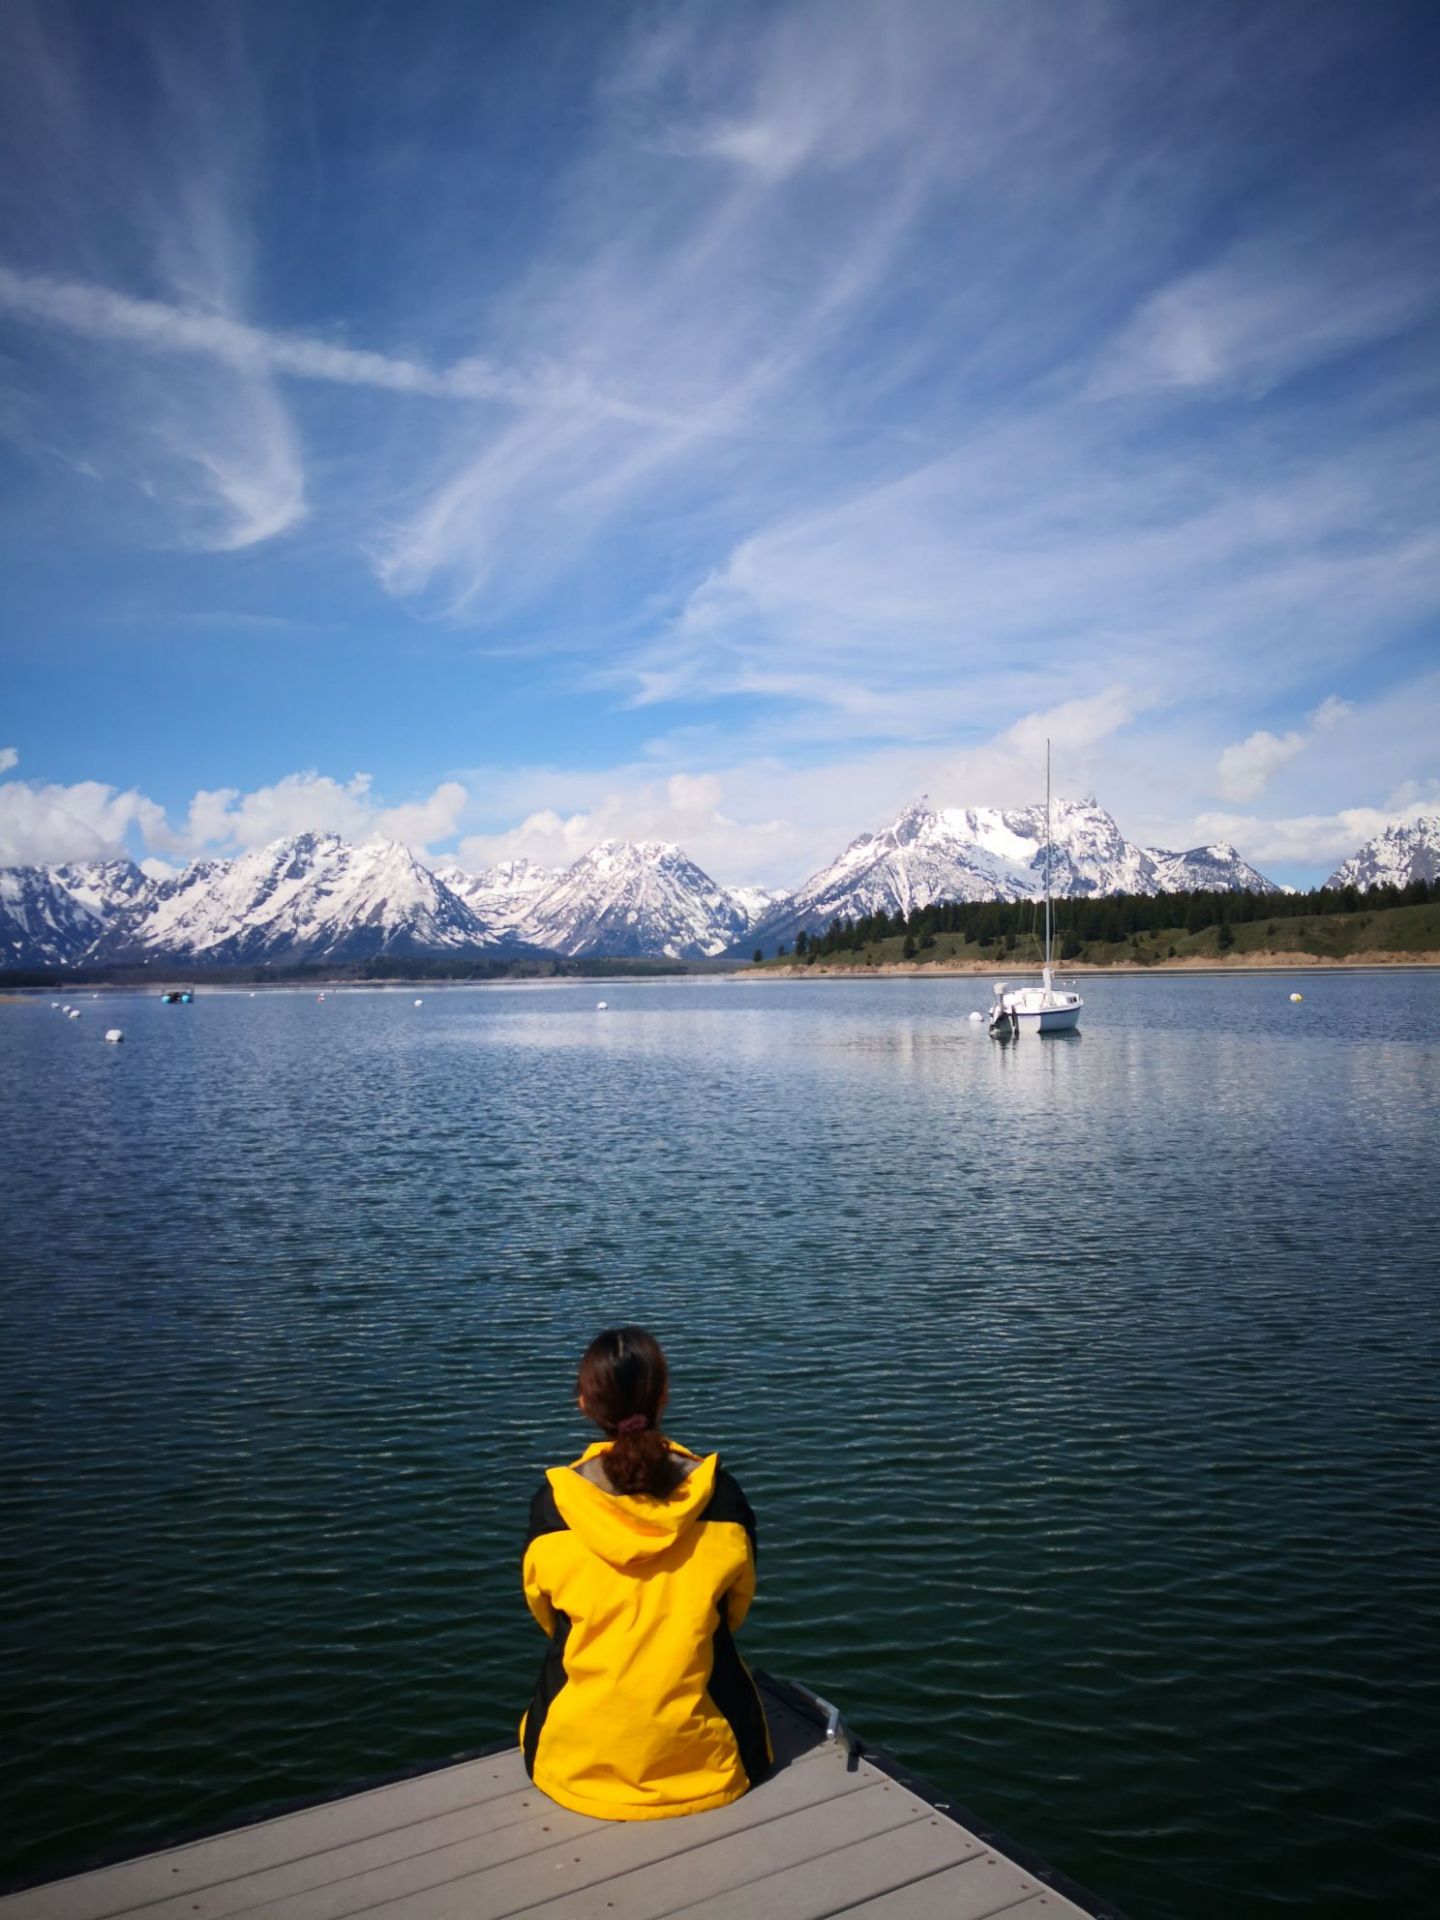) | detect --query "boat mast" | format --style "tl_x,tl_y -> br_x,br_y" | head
1044,737 -> 1052,975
